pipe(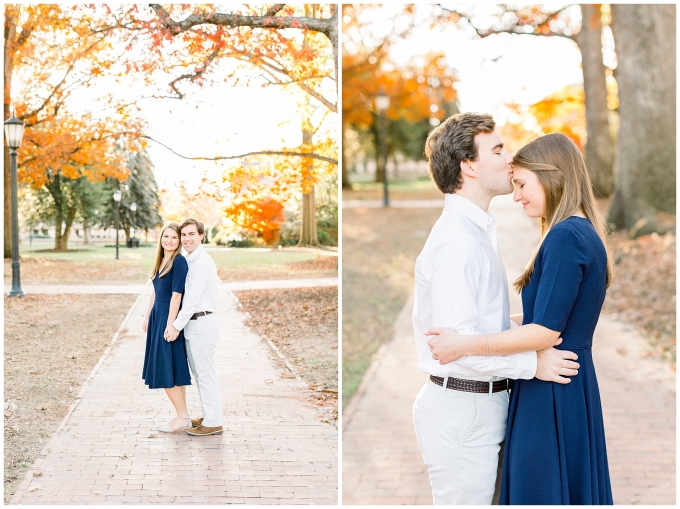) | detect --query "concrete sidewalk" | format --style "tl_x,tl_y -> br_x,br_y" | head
12,285 -> 337,504
4,277 -> 337,295
342,194 -> 675,505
